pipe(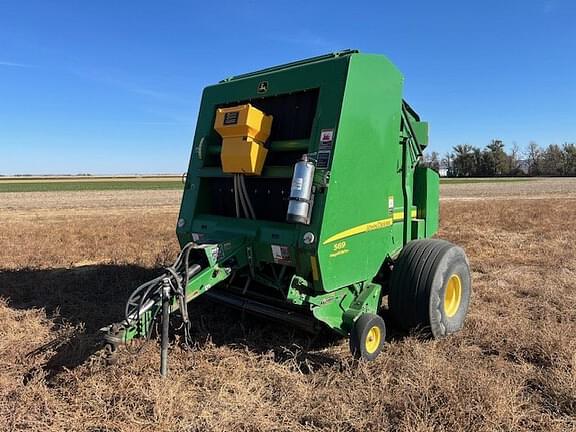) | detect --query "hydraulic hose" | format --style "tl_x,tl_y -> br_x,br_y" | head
237,174 -> 250,219
232,174 -> 256,220
123,242 -> 199,347
239,174 -> 256,219
233,174 -> 240,218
